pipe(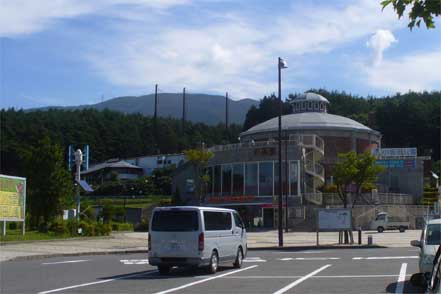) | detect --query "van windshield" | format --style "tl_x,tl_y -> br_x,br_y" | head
426,224 -> 441,245
151,210 -> 199,232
